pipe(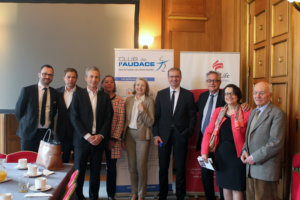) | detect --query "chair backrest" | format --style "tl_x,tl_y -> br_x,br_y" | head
62,183 -> 77,200
291,154 -> 300,200
66,170 -> 79,189
0,153 -> 6,159
6,151 -> 38,163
